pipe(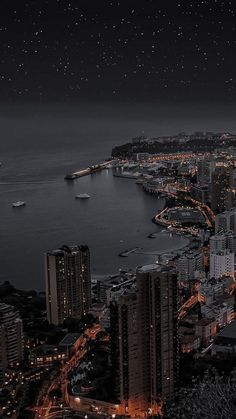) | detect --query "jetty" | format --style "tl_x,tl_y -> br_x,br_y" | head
64,161 -> 112,180
118,247 -> 141,257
